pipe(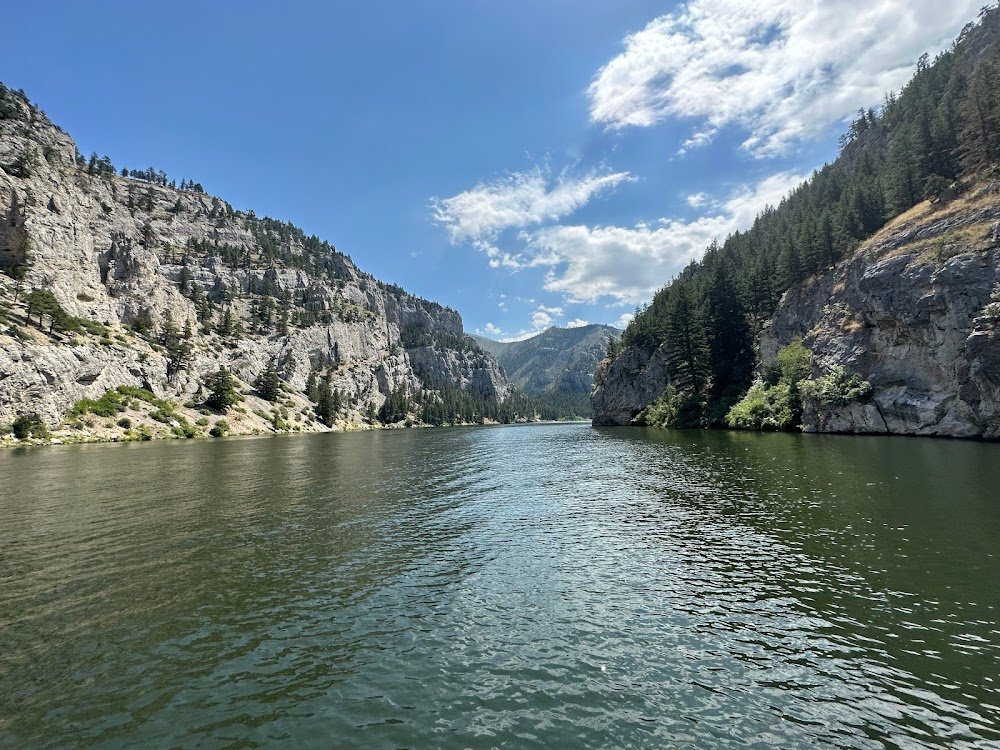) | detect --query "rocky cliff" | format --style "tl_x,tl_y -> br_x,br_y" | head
760,181 -> 1000,438
0,85 -> 520,442
591,345 -> 667,426
592,181 -> 1000,438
